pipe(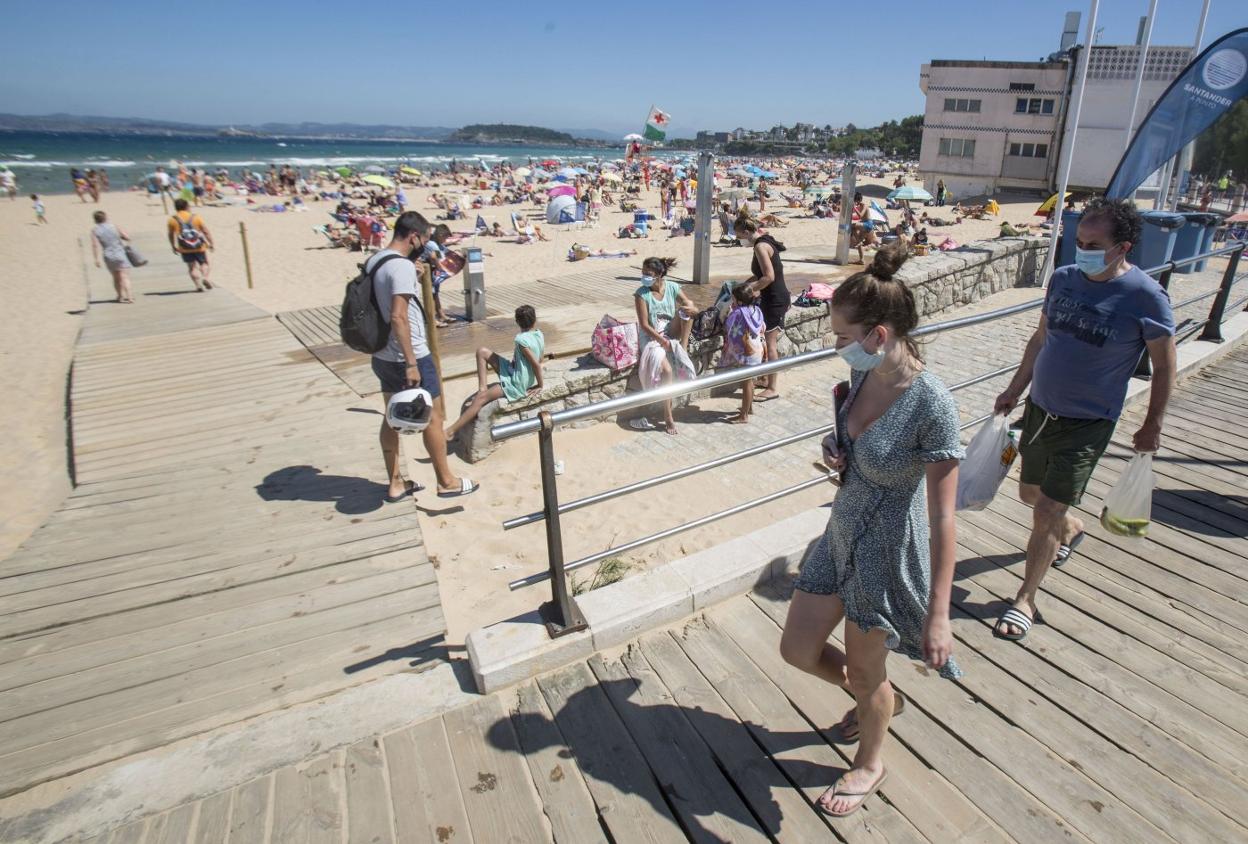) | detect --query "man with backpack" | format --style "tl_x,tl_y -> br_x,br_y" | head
166,198 -> 214,291
366,211 -> 478,502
